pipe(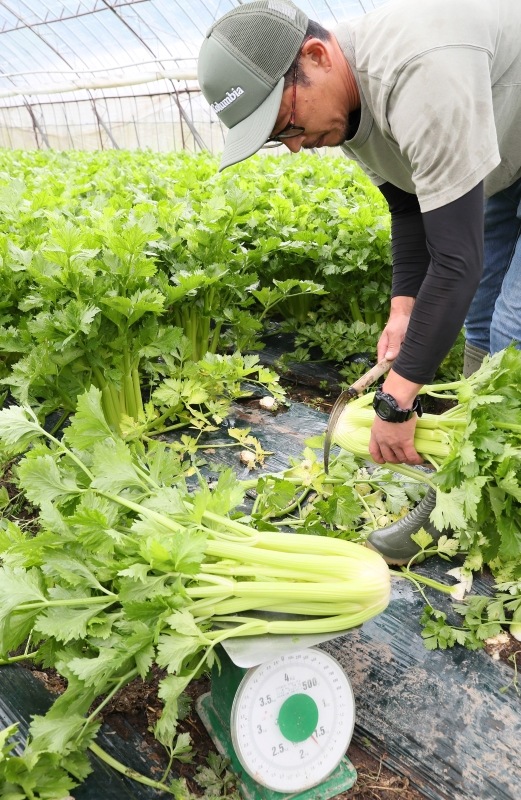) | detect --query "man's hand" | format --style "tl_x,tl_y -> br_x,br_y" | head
370,366 -> 423,465
377,296 -> 415,362
372,297 -> 423,464
369,415 -> 423,465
